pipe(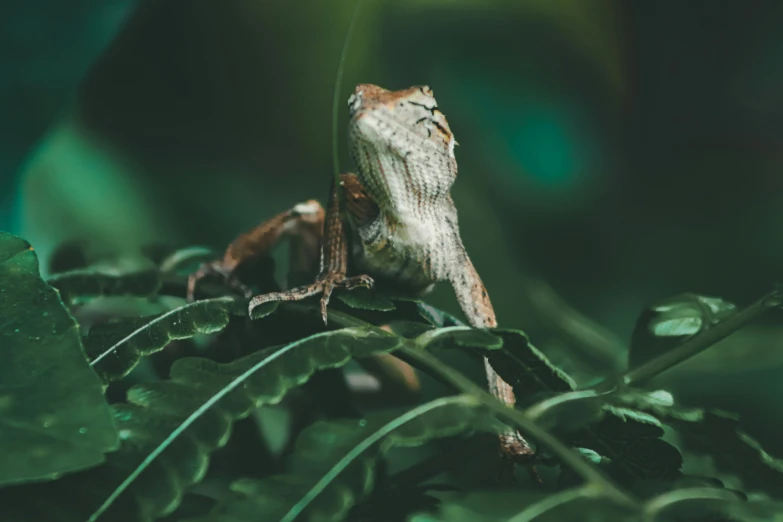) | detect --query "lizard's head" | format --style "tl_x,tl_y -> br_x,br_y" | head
347,84 -> 457,158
